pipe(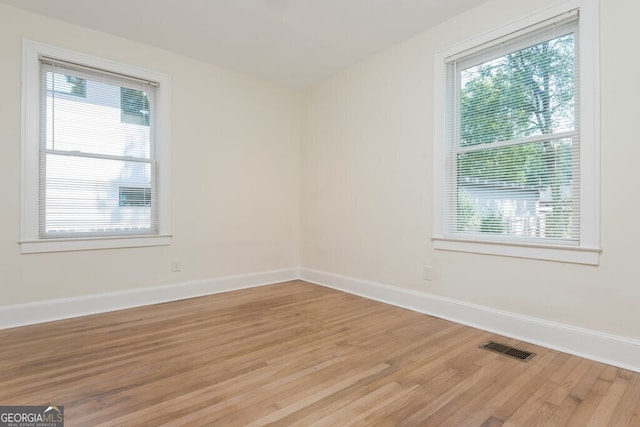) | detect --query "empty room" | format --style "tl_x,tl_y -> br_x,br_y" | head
1,0 -> 639,425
